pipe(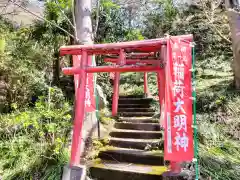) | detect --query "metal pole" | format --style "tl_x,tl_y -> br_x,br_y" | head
70,50 -> 87,166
